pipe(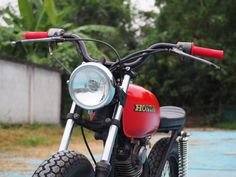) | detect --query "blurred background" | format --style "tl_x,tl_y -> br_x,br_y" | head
0,0 -> 235,126
0,0 -> 236,177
